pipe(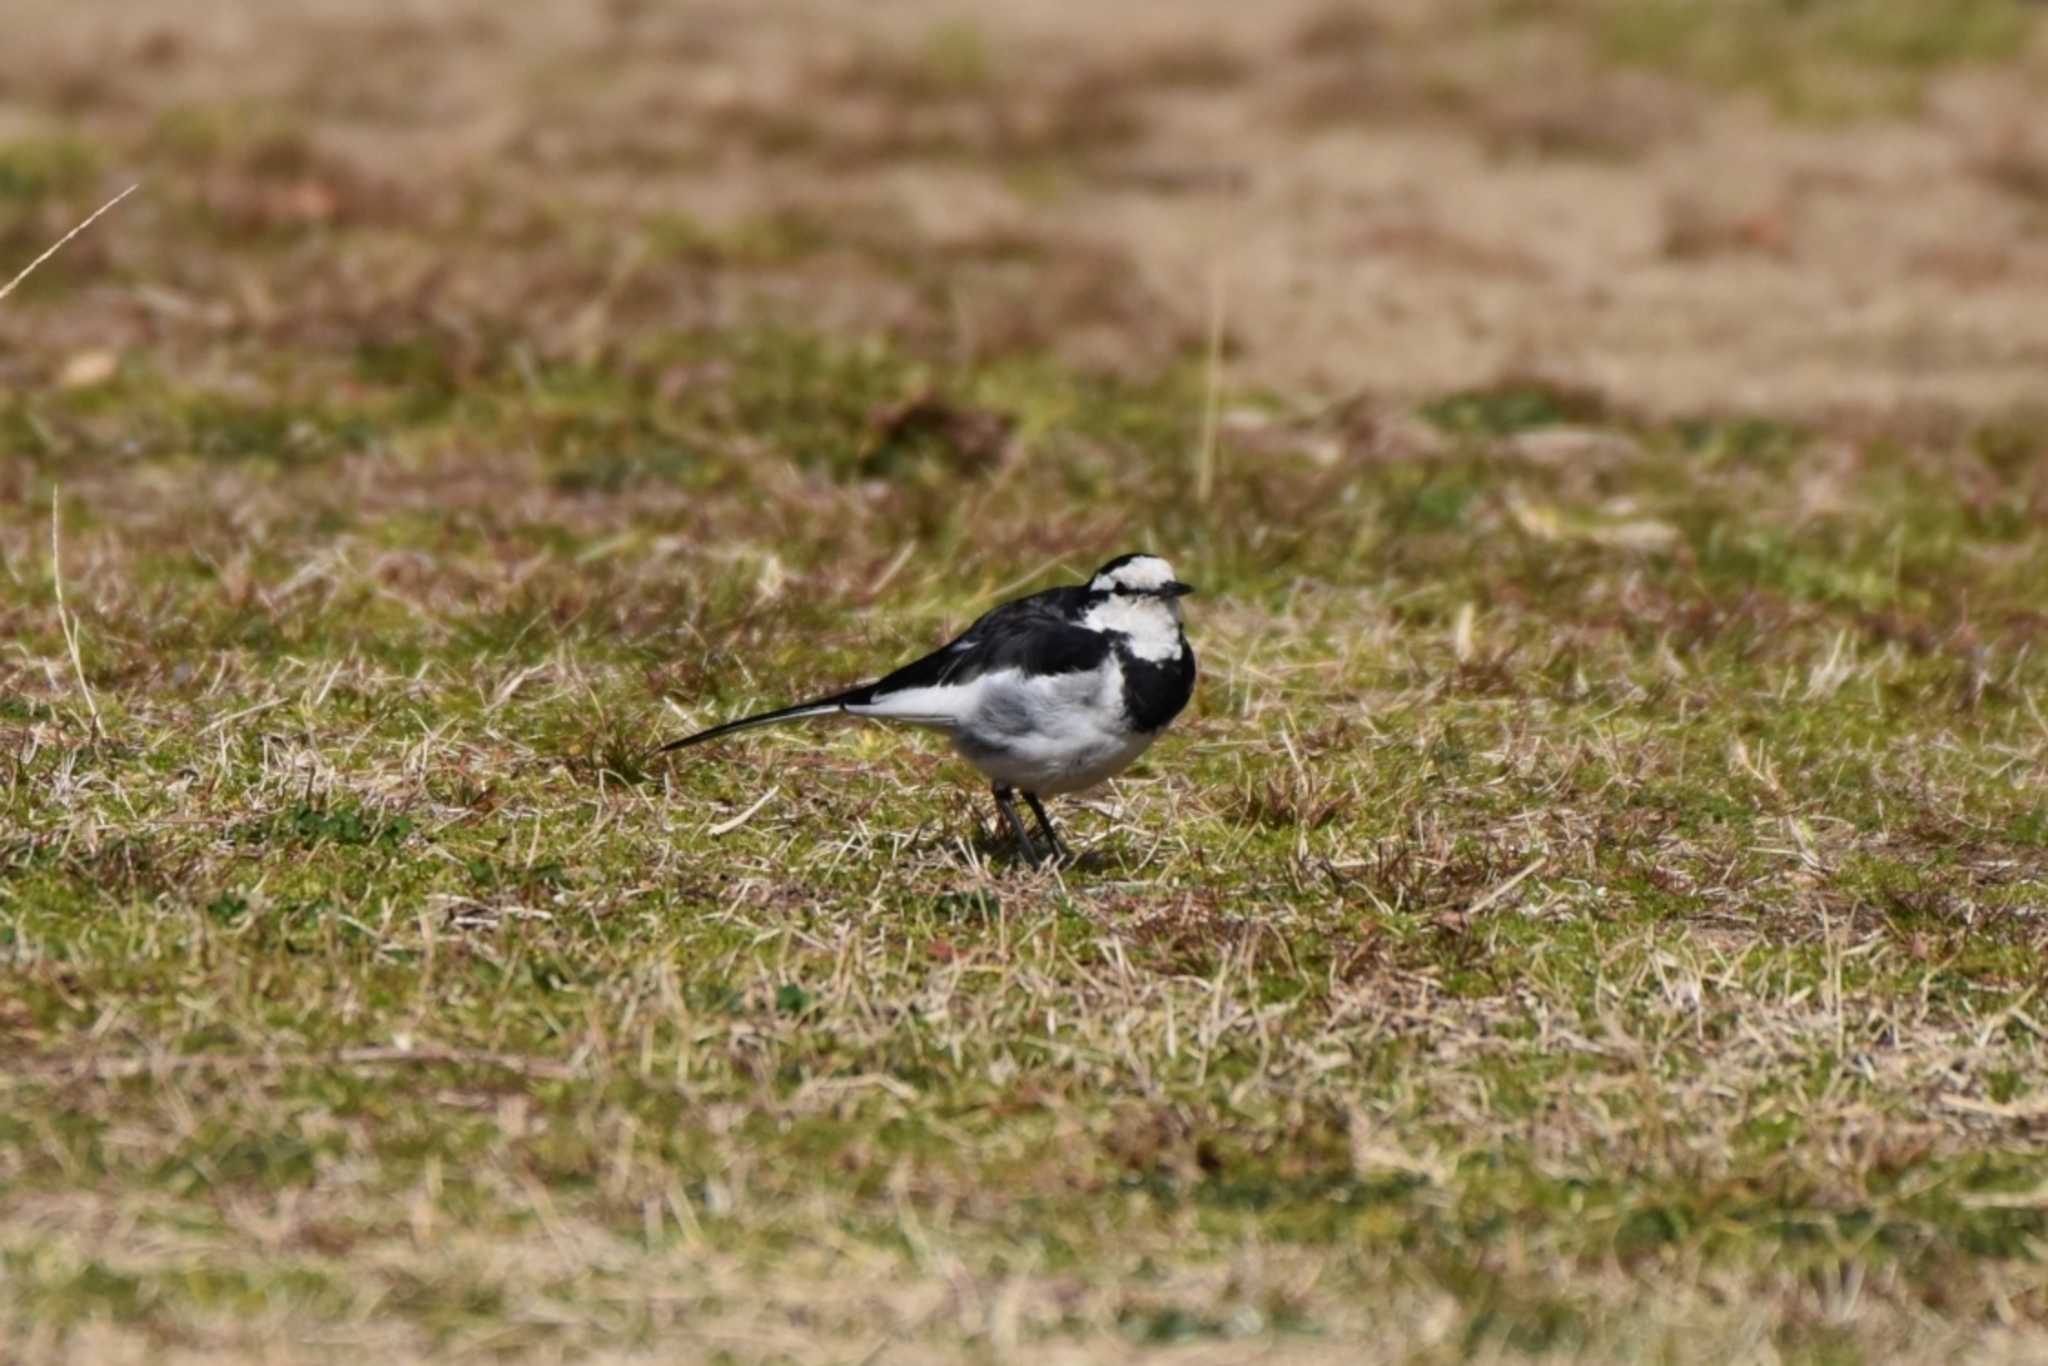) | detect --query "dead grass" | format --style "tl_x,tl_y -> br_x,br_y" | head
4,2 -> 2048,1363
